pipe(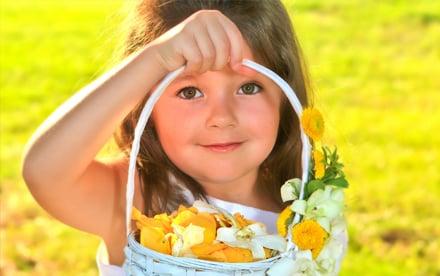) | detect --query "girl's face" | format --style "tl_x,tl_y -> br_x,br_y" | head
151,46 -> 283,192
